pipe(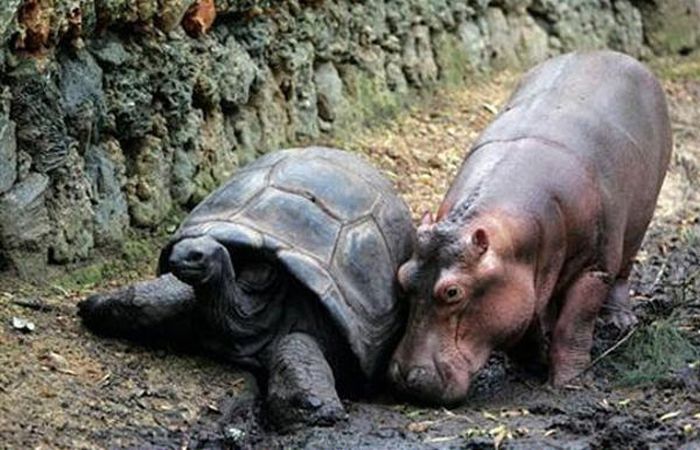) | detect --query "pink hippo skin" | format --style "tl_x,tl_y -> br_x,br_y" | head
389,50 -> 672,405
